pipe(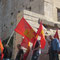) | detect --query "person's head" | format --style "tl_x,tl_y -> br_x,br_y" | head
48,41 -> 51,45
49,35 -> 54,40
17,44 -> 21,50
